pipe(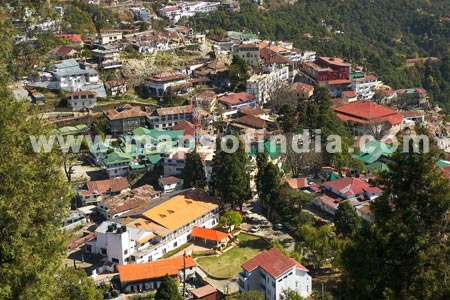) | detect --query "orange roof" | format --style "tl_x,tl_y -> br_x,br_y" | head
191,226 -> 228,242
334,100 -> 402,125
191,285 -> 217,298
281,178 -> 308,189
118,255 -> 196,282
83,177 -> 129,196
142,191 -> 218,230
